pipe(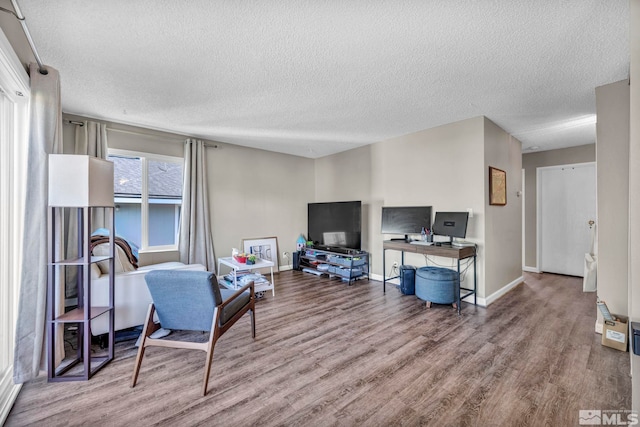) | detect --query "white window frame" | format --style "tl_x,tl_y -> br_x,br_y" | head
0,28 -> 29,424
108,149 -> 183,253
